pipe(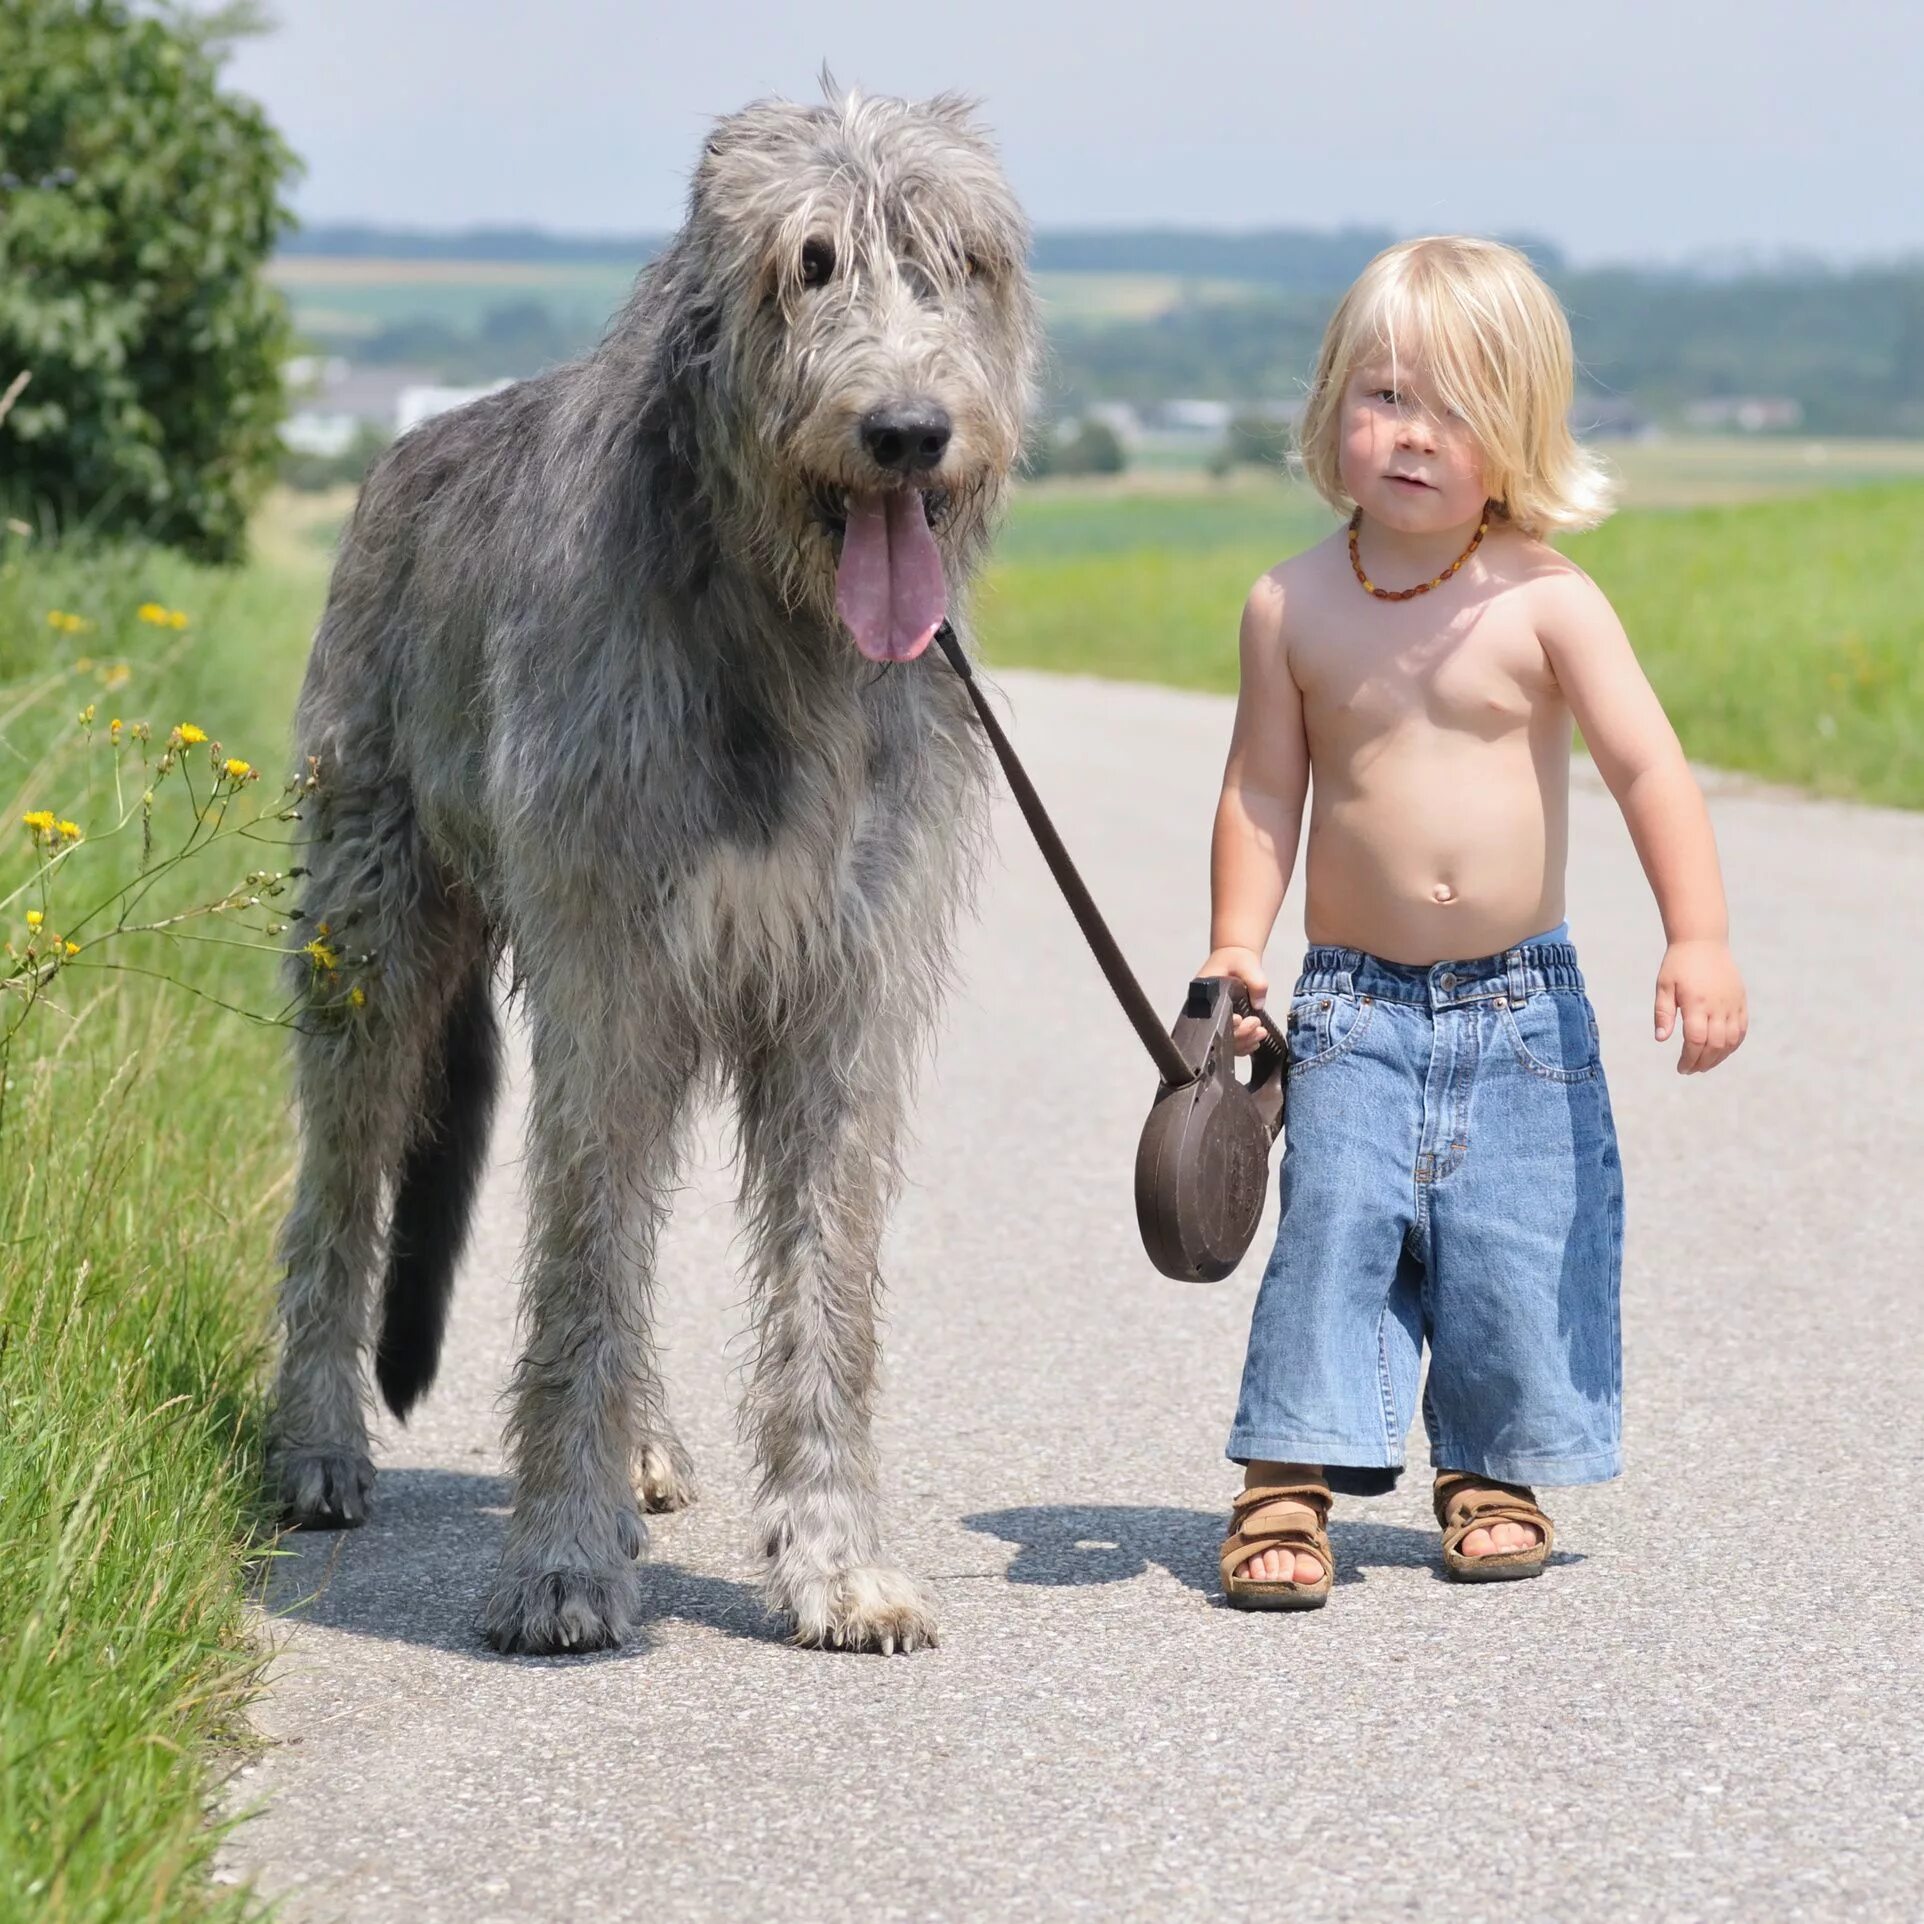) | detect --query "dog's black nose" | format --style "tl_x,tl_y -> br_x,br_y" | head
860,406 -> 952,474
